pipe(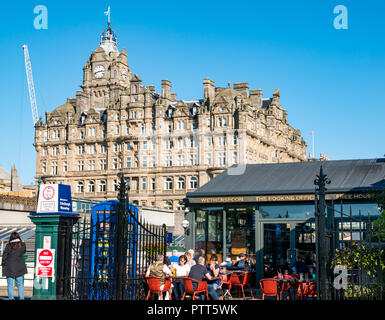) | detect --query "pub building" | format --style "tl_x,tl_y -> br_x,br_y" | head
184,158 -> 385,280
